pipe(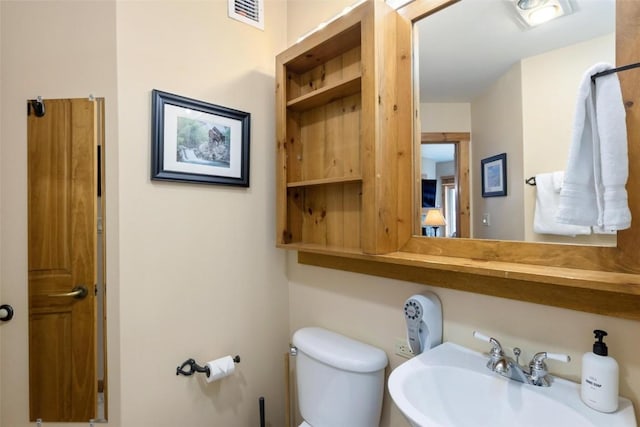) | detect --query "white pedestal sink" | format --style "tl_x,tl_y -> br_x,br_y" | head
388,342 -> 636,427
